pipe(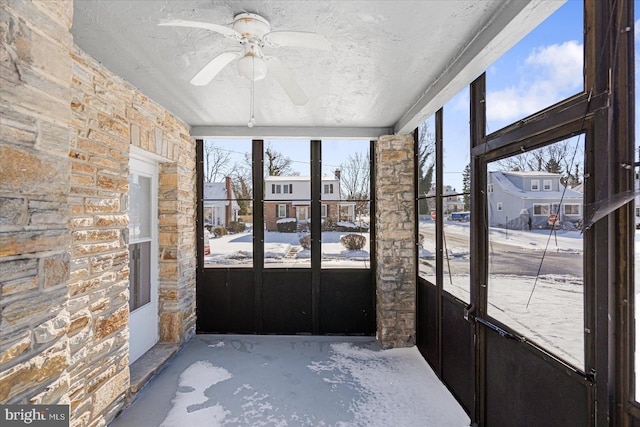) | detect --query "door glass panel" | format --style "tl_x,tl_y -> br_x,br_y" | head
487,136 -> 585,369
128,174 -> 151,240
443,88 -> 471,302
321,140 -> 370,269
202,139 -> 253,268
417,116 -> 436,283
485,1 -> 583,134
264,140 -> 310,268
129,241 -> 151,311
